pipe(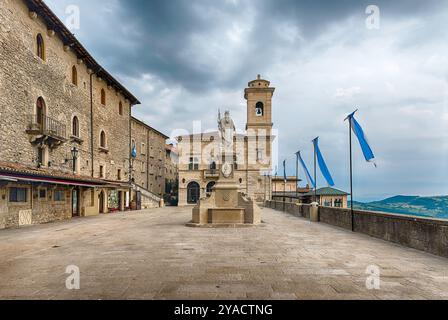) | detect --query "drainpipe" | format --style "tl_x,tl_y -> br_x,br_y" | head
147,129 -> 150,191
245,136 -> 249,195
129,102 -> 134,206
89,68 -> 101,177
